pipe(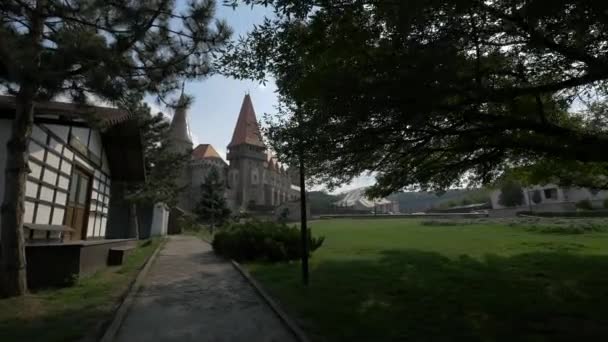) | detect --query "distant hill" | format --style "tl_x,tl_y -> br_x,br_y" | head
388,188 -> 491,213
307,188 -> 491,214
